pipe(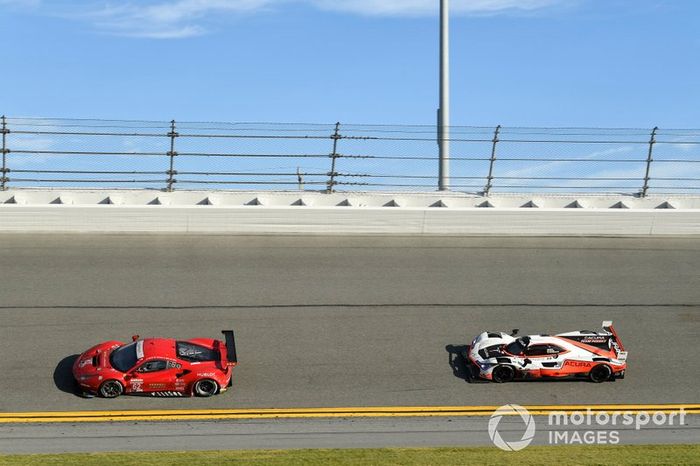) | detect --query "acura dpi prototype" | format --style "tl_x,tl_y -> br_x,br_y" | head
467,321 -> 627,383
73,330 -> 238,397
